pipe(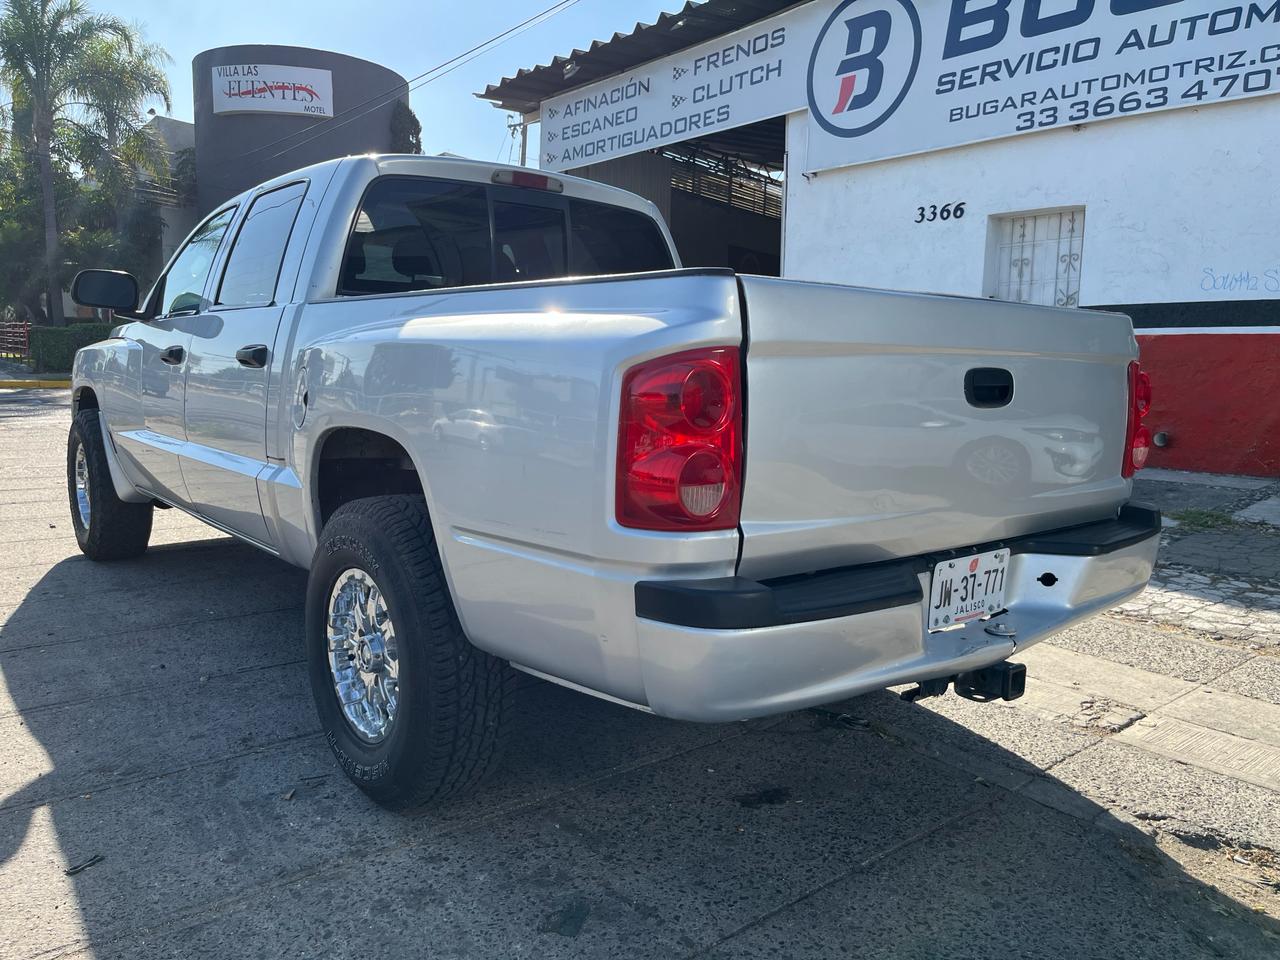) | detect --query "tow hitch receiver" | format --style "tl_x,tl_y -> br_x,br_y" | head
898,678 -> 950,703
899,661 -> 1027,704
955,661 -> 1026,703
